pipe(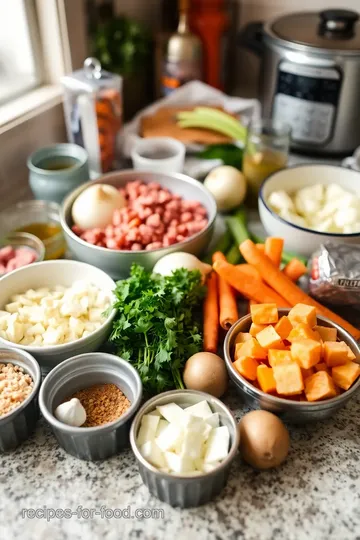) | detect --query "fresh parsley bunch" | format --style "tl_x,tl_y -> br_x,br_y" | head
109,264 -> 205,395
